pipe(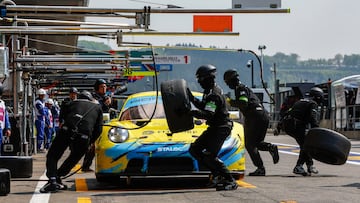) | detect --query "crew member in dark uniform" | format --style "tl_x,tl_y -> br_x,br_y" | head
40,91 -> 103,193
59,87 -> 79,125
92,79 -> 112,112
282,87 -> 323,176
187,64 -> 238,191
223,69 -> 279,176
82,79 -> 111,172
